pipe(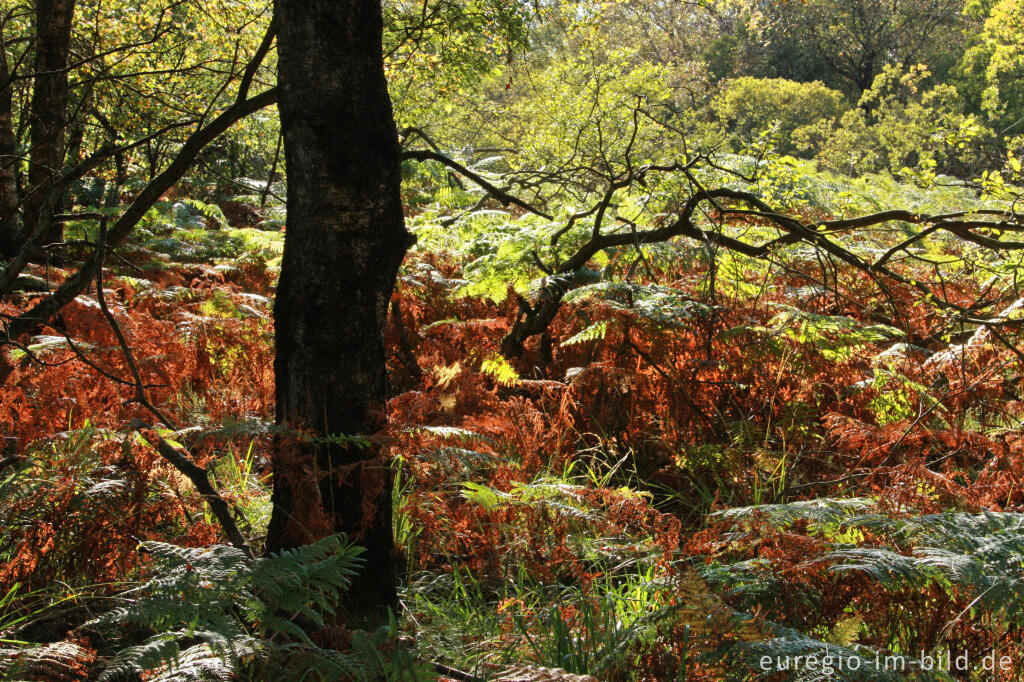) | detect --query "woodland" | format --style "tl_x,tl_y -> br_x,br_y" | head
4,0 -> 1024,679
